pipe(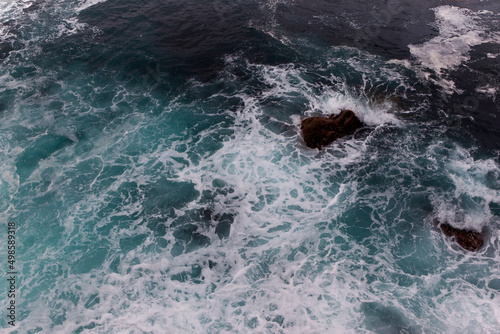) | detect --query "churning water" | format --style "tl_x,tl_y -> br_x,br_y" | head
1,0 -> 500,333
